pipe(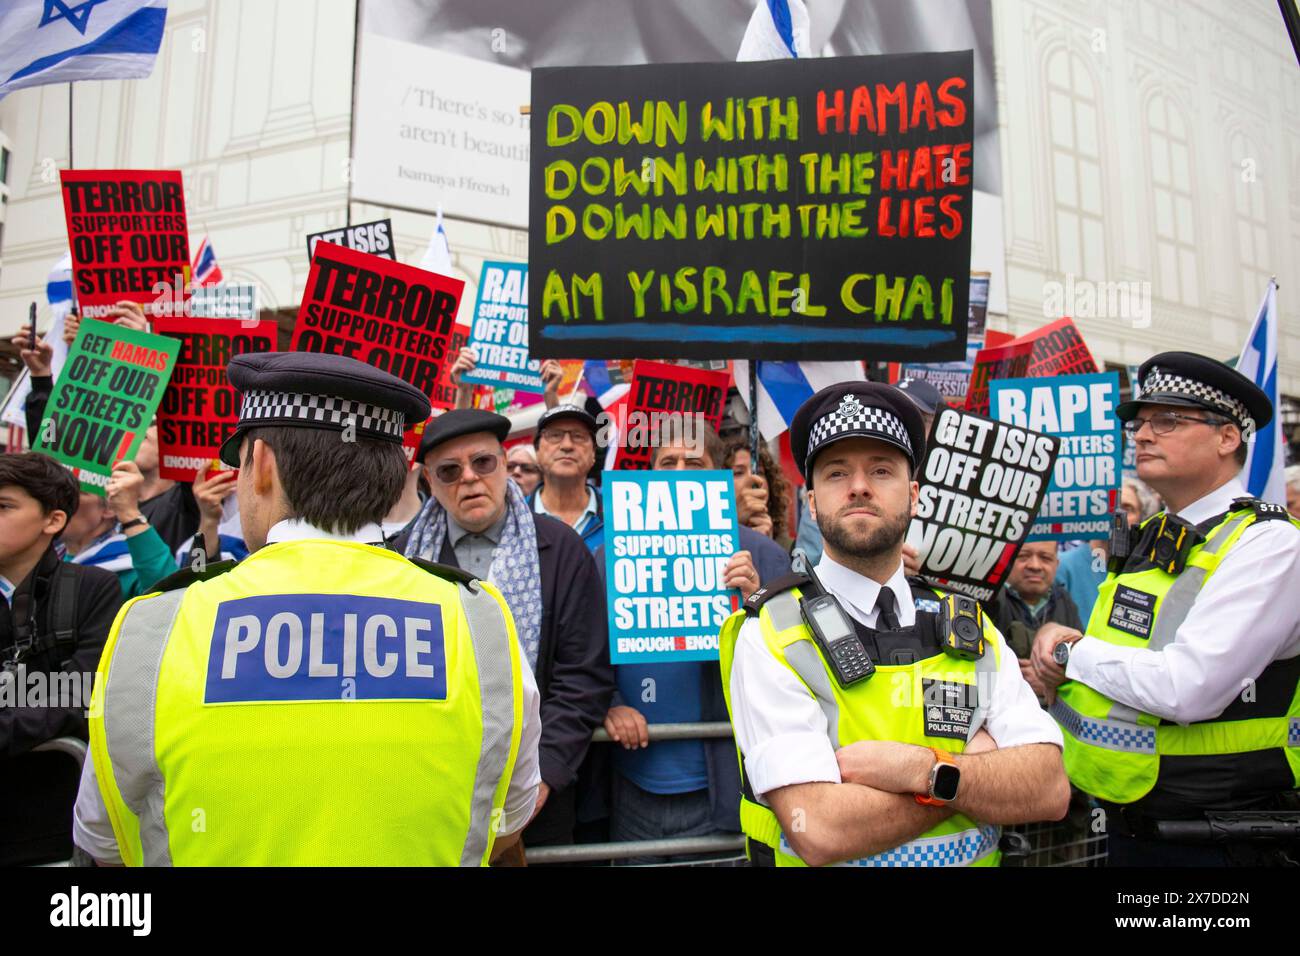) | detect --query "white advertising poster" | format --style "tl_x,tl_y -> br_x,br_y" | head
352,34 -> 530,228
